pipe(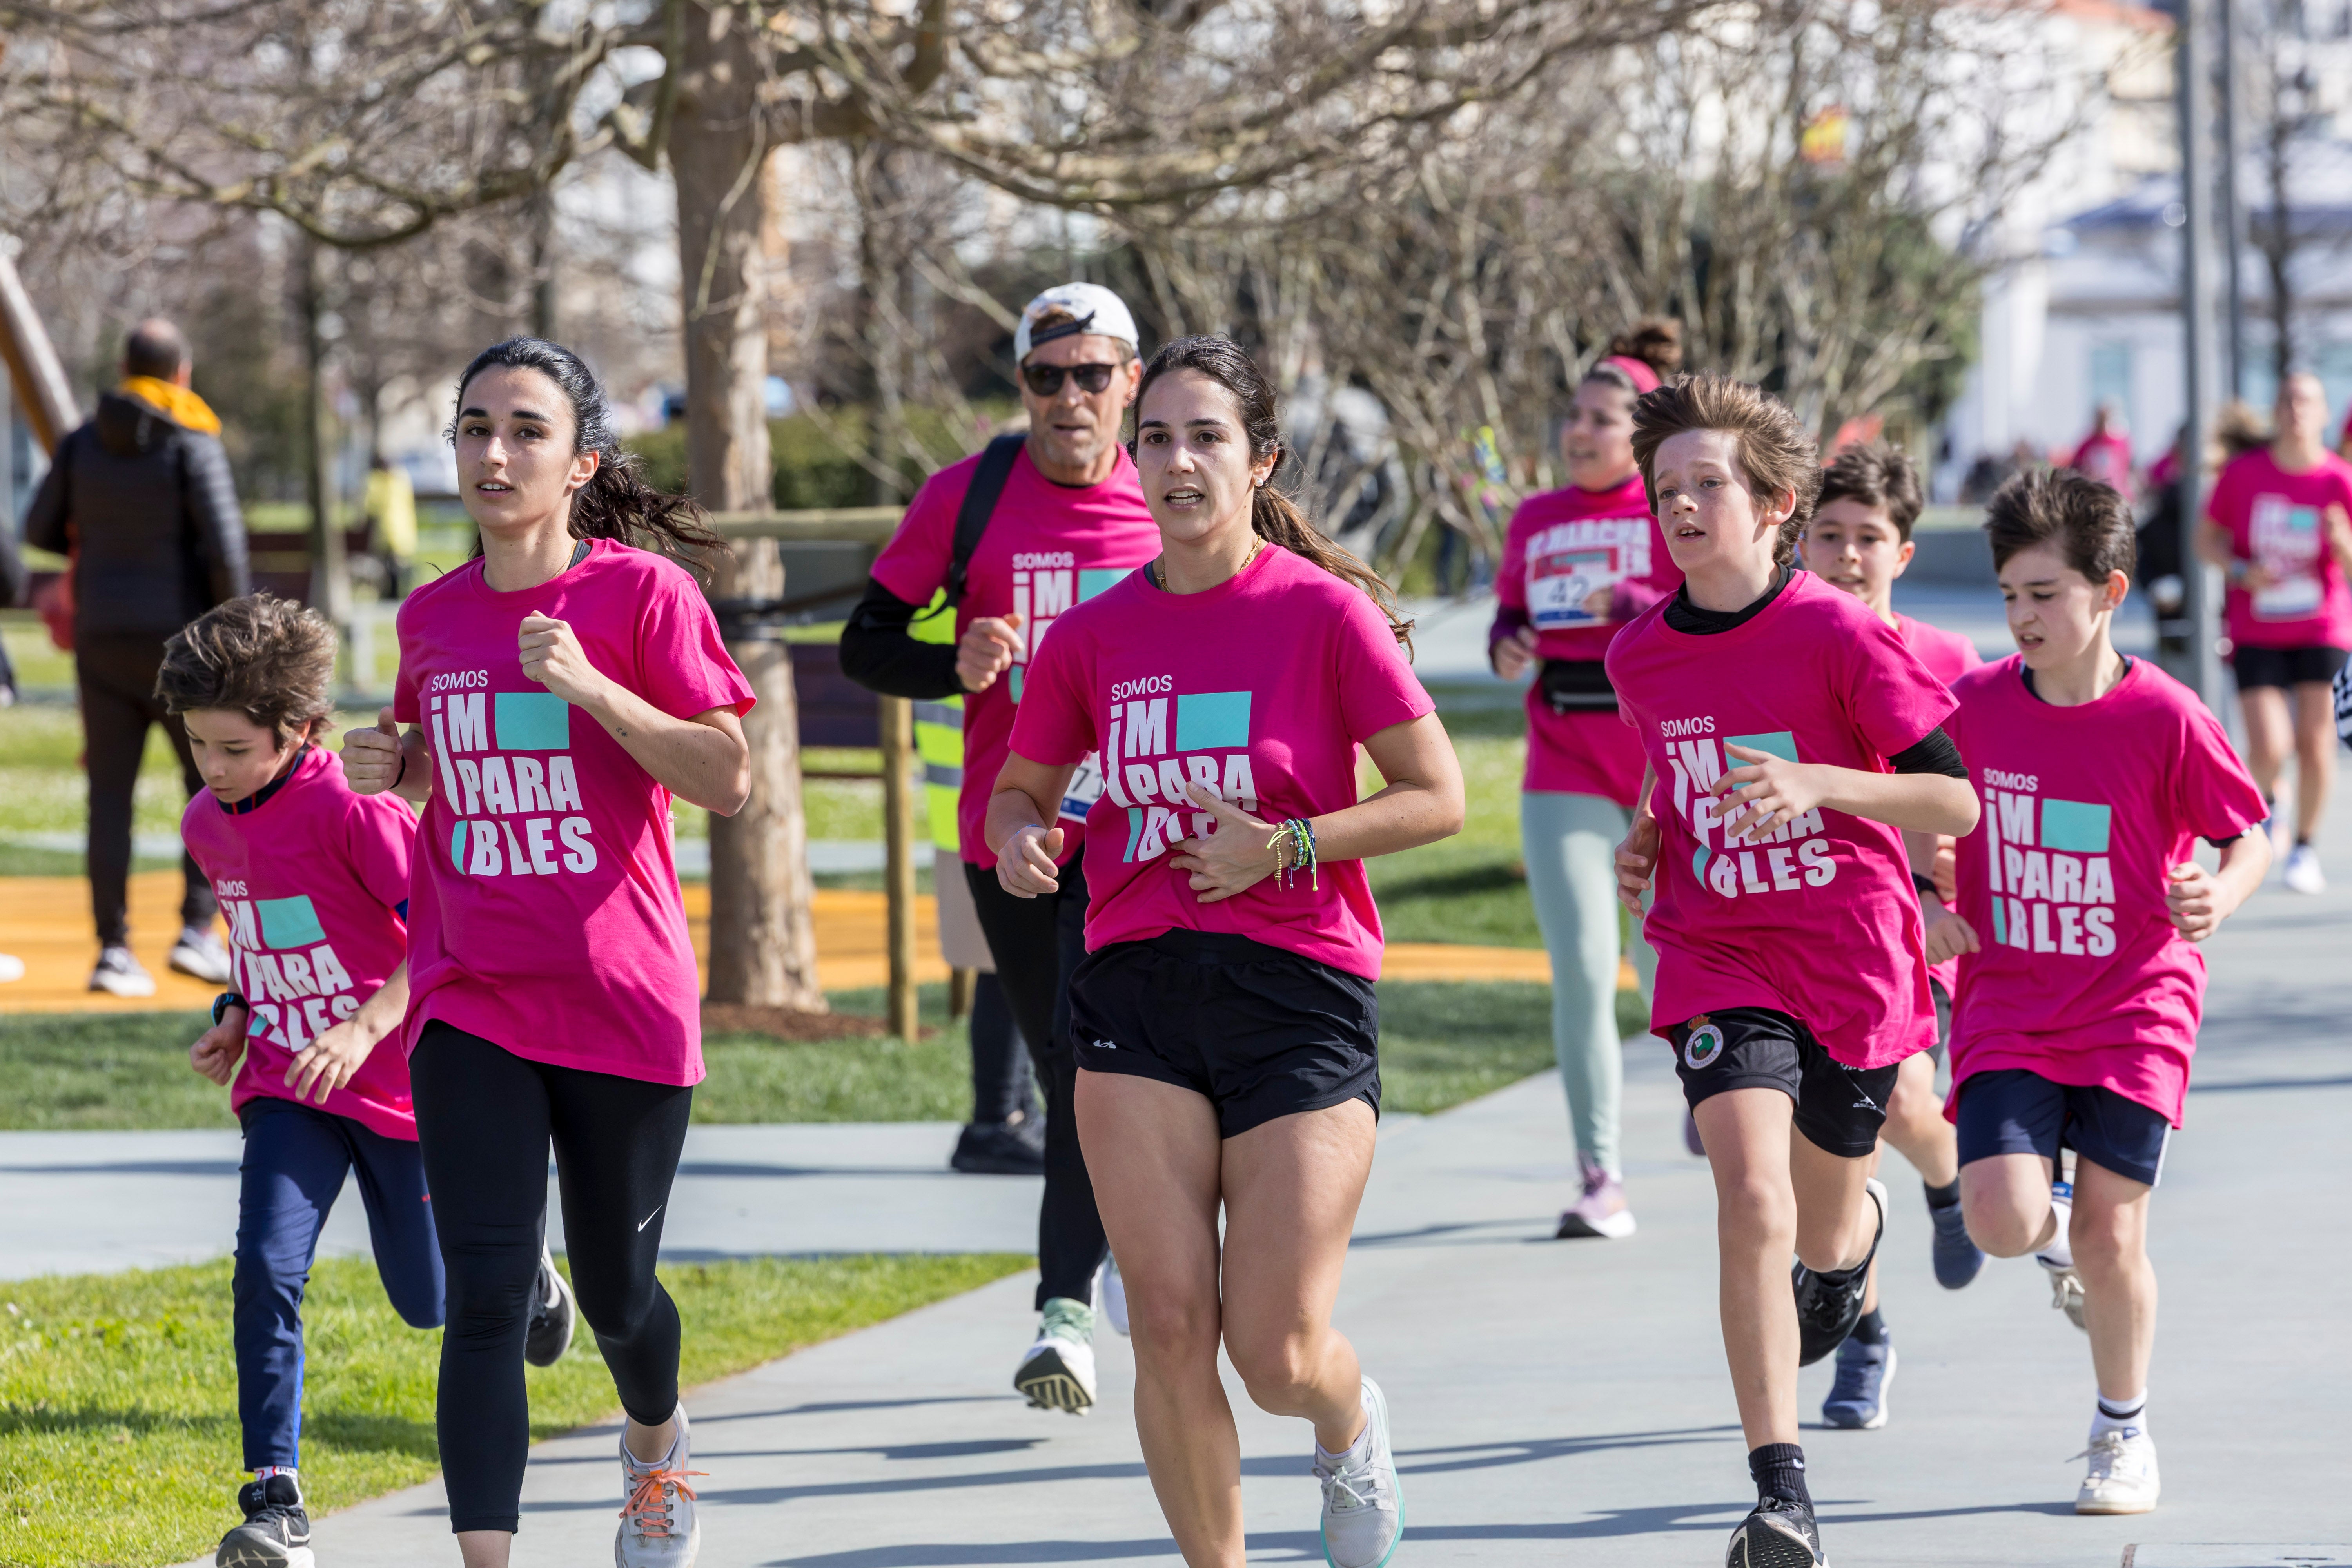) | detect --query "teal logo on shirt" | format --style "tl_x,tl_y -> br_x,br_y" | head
256,895 -> 326,950
495,691 -> 571,750
1175,691 -> 1252,752
2040,798 -> 2112,854
1723,730 -> 1799,764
